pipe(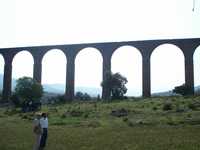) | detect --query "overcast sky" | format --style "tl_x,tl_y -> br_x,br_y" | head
0,0 -> 200,96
